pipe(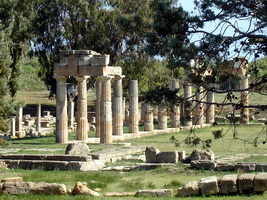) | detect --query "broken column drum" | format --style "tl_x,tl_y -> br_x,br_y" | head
144,103 -> 154,131
158,104 -> 168,130
129,80 -> 139,133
